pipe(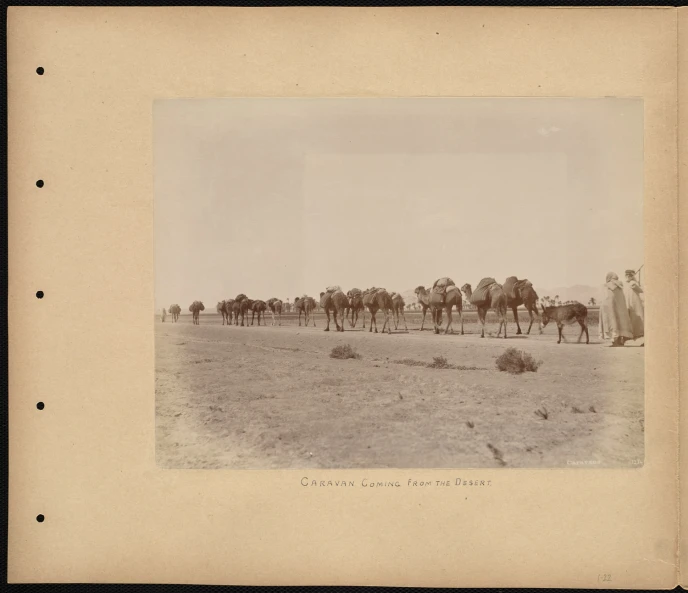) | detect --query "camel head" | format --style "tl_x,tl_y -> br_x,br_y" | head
320,292 -> 325,297
414,286 -> 426,297
460,283 -> 472,297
